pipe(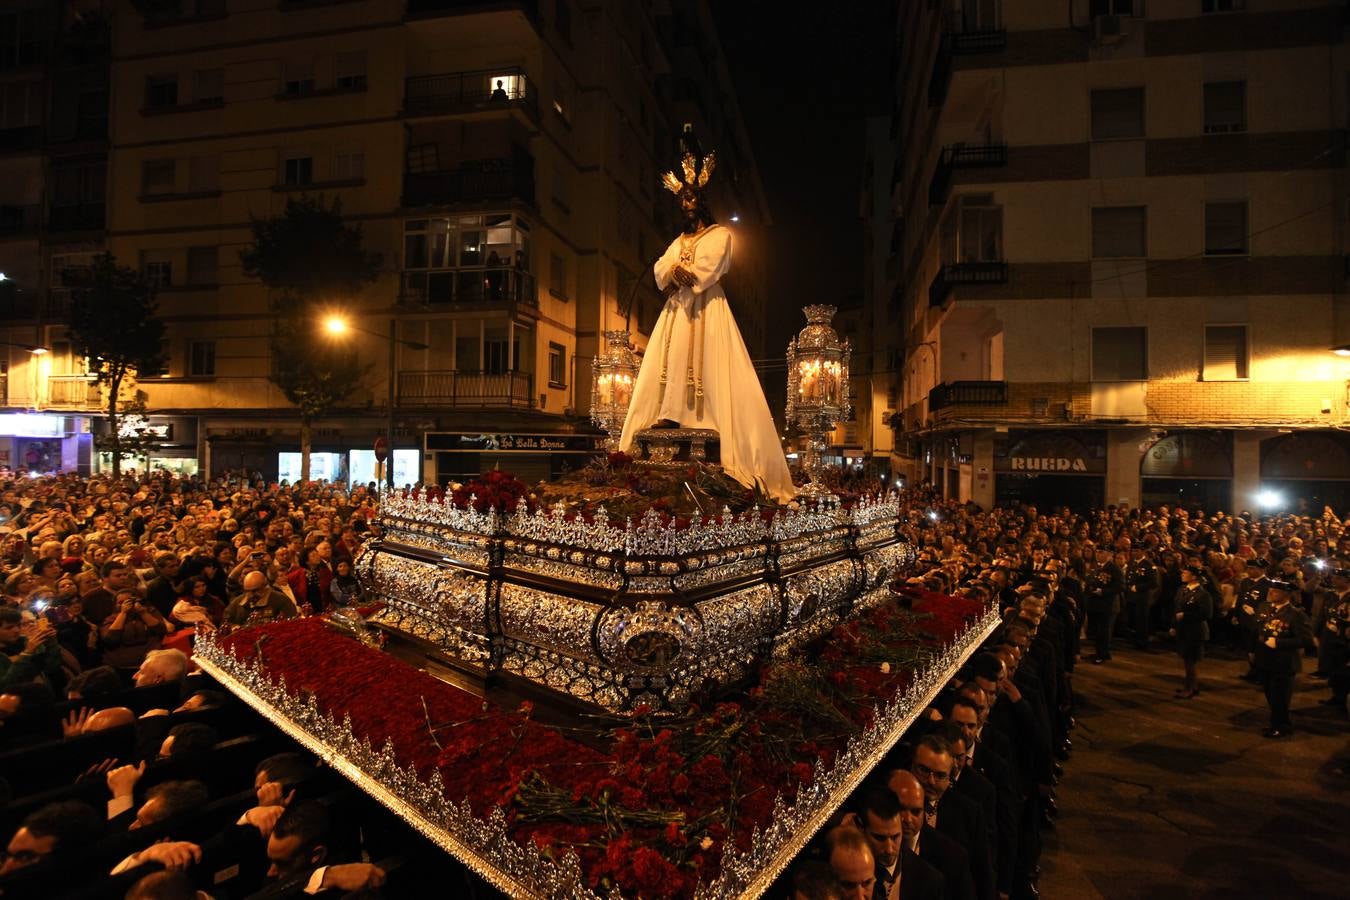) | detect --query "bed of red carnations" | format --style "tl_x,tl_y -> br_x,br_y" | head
216,589 -> 986,898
